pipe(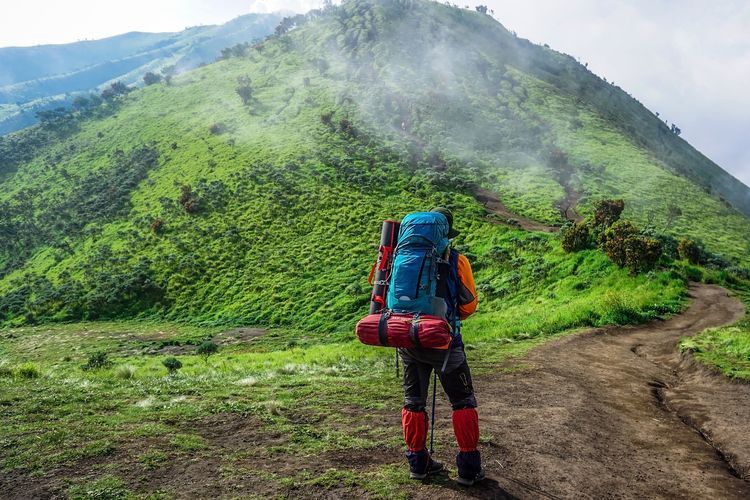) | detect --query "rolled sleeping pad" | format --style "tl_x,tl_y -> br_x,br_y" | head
369,219 -> 400,314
